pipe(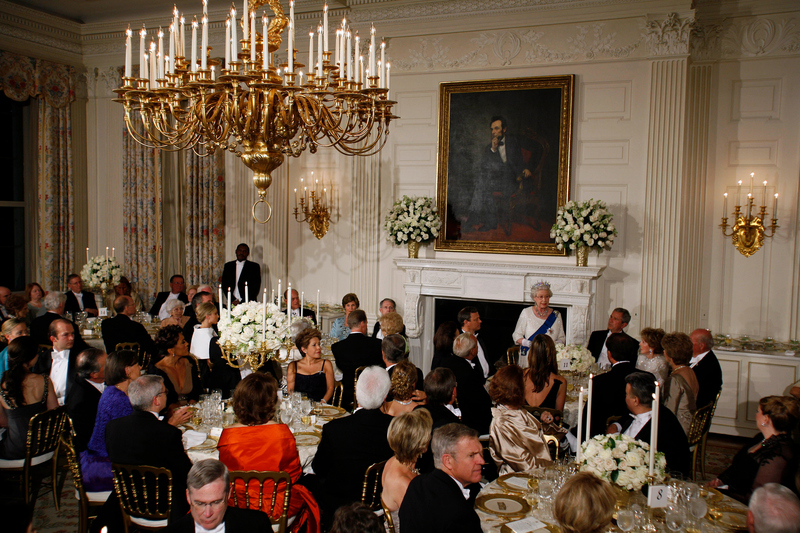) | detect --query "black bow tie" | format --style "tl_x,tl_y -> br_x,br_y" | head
497,141 -> 504,146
